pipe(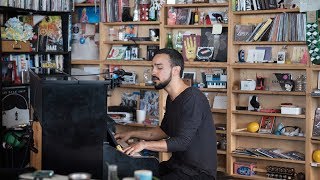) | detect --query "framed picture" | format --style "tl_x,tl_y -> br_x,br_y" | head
196,47 -> 214,61
106,46 -> 127,60
258,116 -> 276,134
182,72 -> 196,85
277,51 -> 286,64
182,72 -> 196,81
